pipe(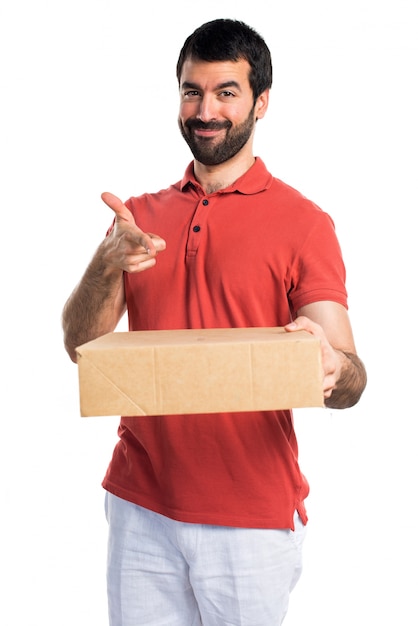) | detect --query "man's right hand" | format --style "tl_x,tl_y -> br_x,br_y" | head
101,191 -> 167,273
